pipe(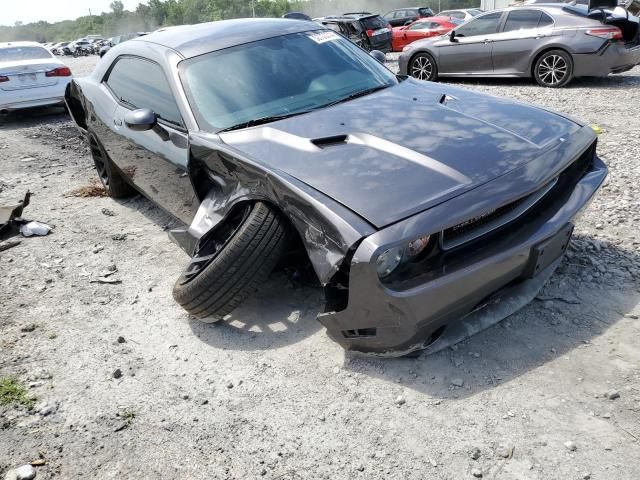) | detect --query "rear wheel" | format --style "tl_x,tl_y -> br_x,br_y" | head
88,133 -> 135,198
533,50 -> 573,88
173,202 -> 289,322
410,52 -> 438,82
